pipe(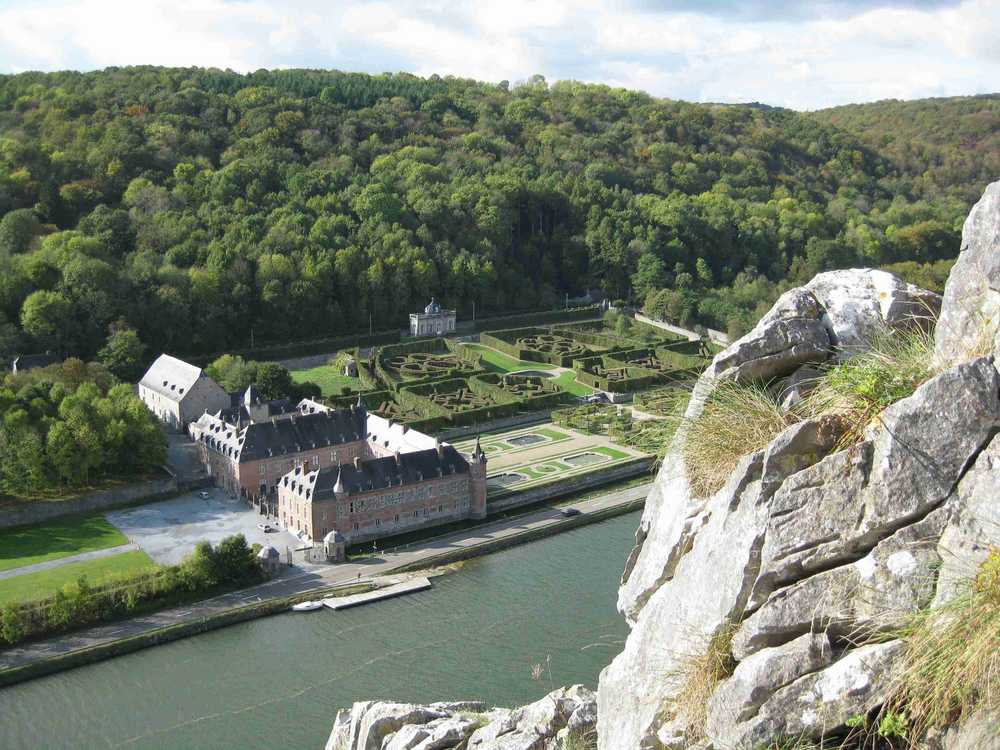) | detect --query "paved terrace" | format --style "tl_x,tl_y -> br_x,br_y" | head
0,481 -> 650,674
